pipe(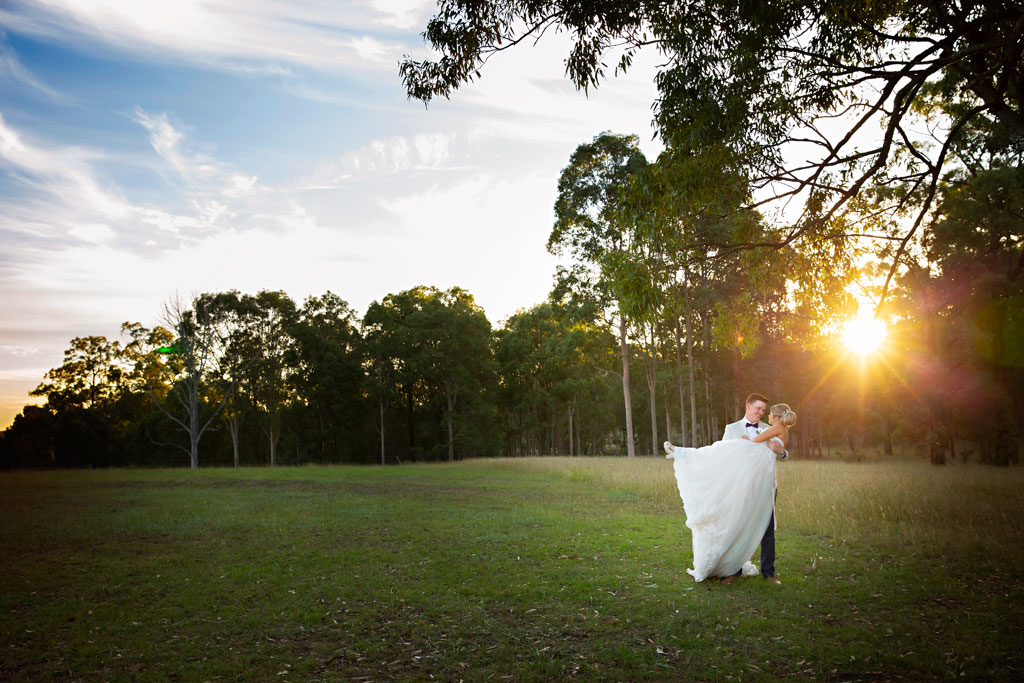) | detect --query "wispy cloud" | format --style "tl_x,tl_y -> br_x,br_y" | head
131,108 -> 221,185
0,113 -> 134,224
0,0 -> 417,76
304,131 -> 466,189
0,38 -> 74,103
368,0 -> 434,31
